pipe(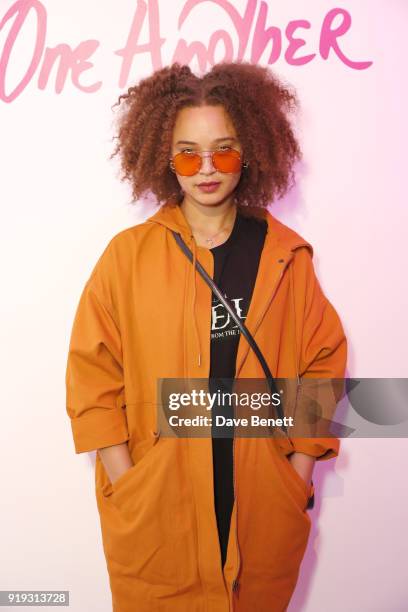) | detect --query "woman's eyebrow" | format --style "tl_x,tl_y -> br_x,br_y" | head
175,137 -> 238,145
